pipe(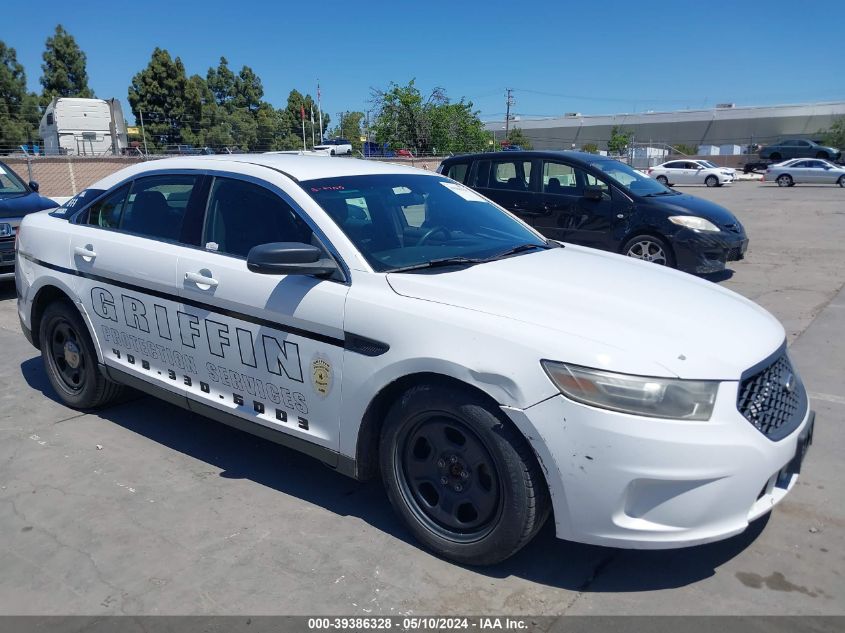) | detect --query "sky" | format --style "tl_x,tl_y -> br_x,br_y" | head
3,0 -> 844,125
